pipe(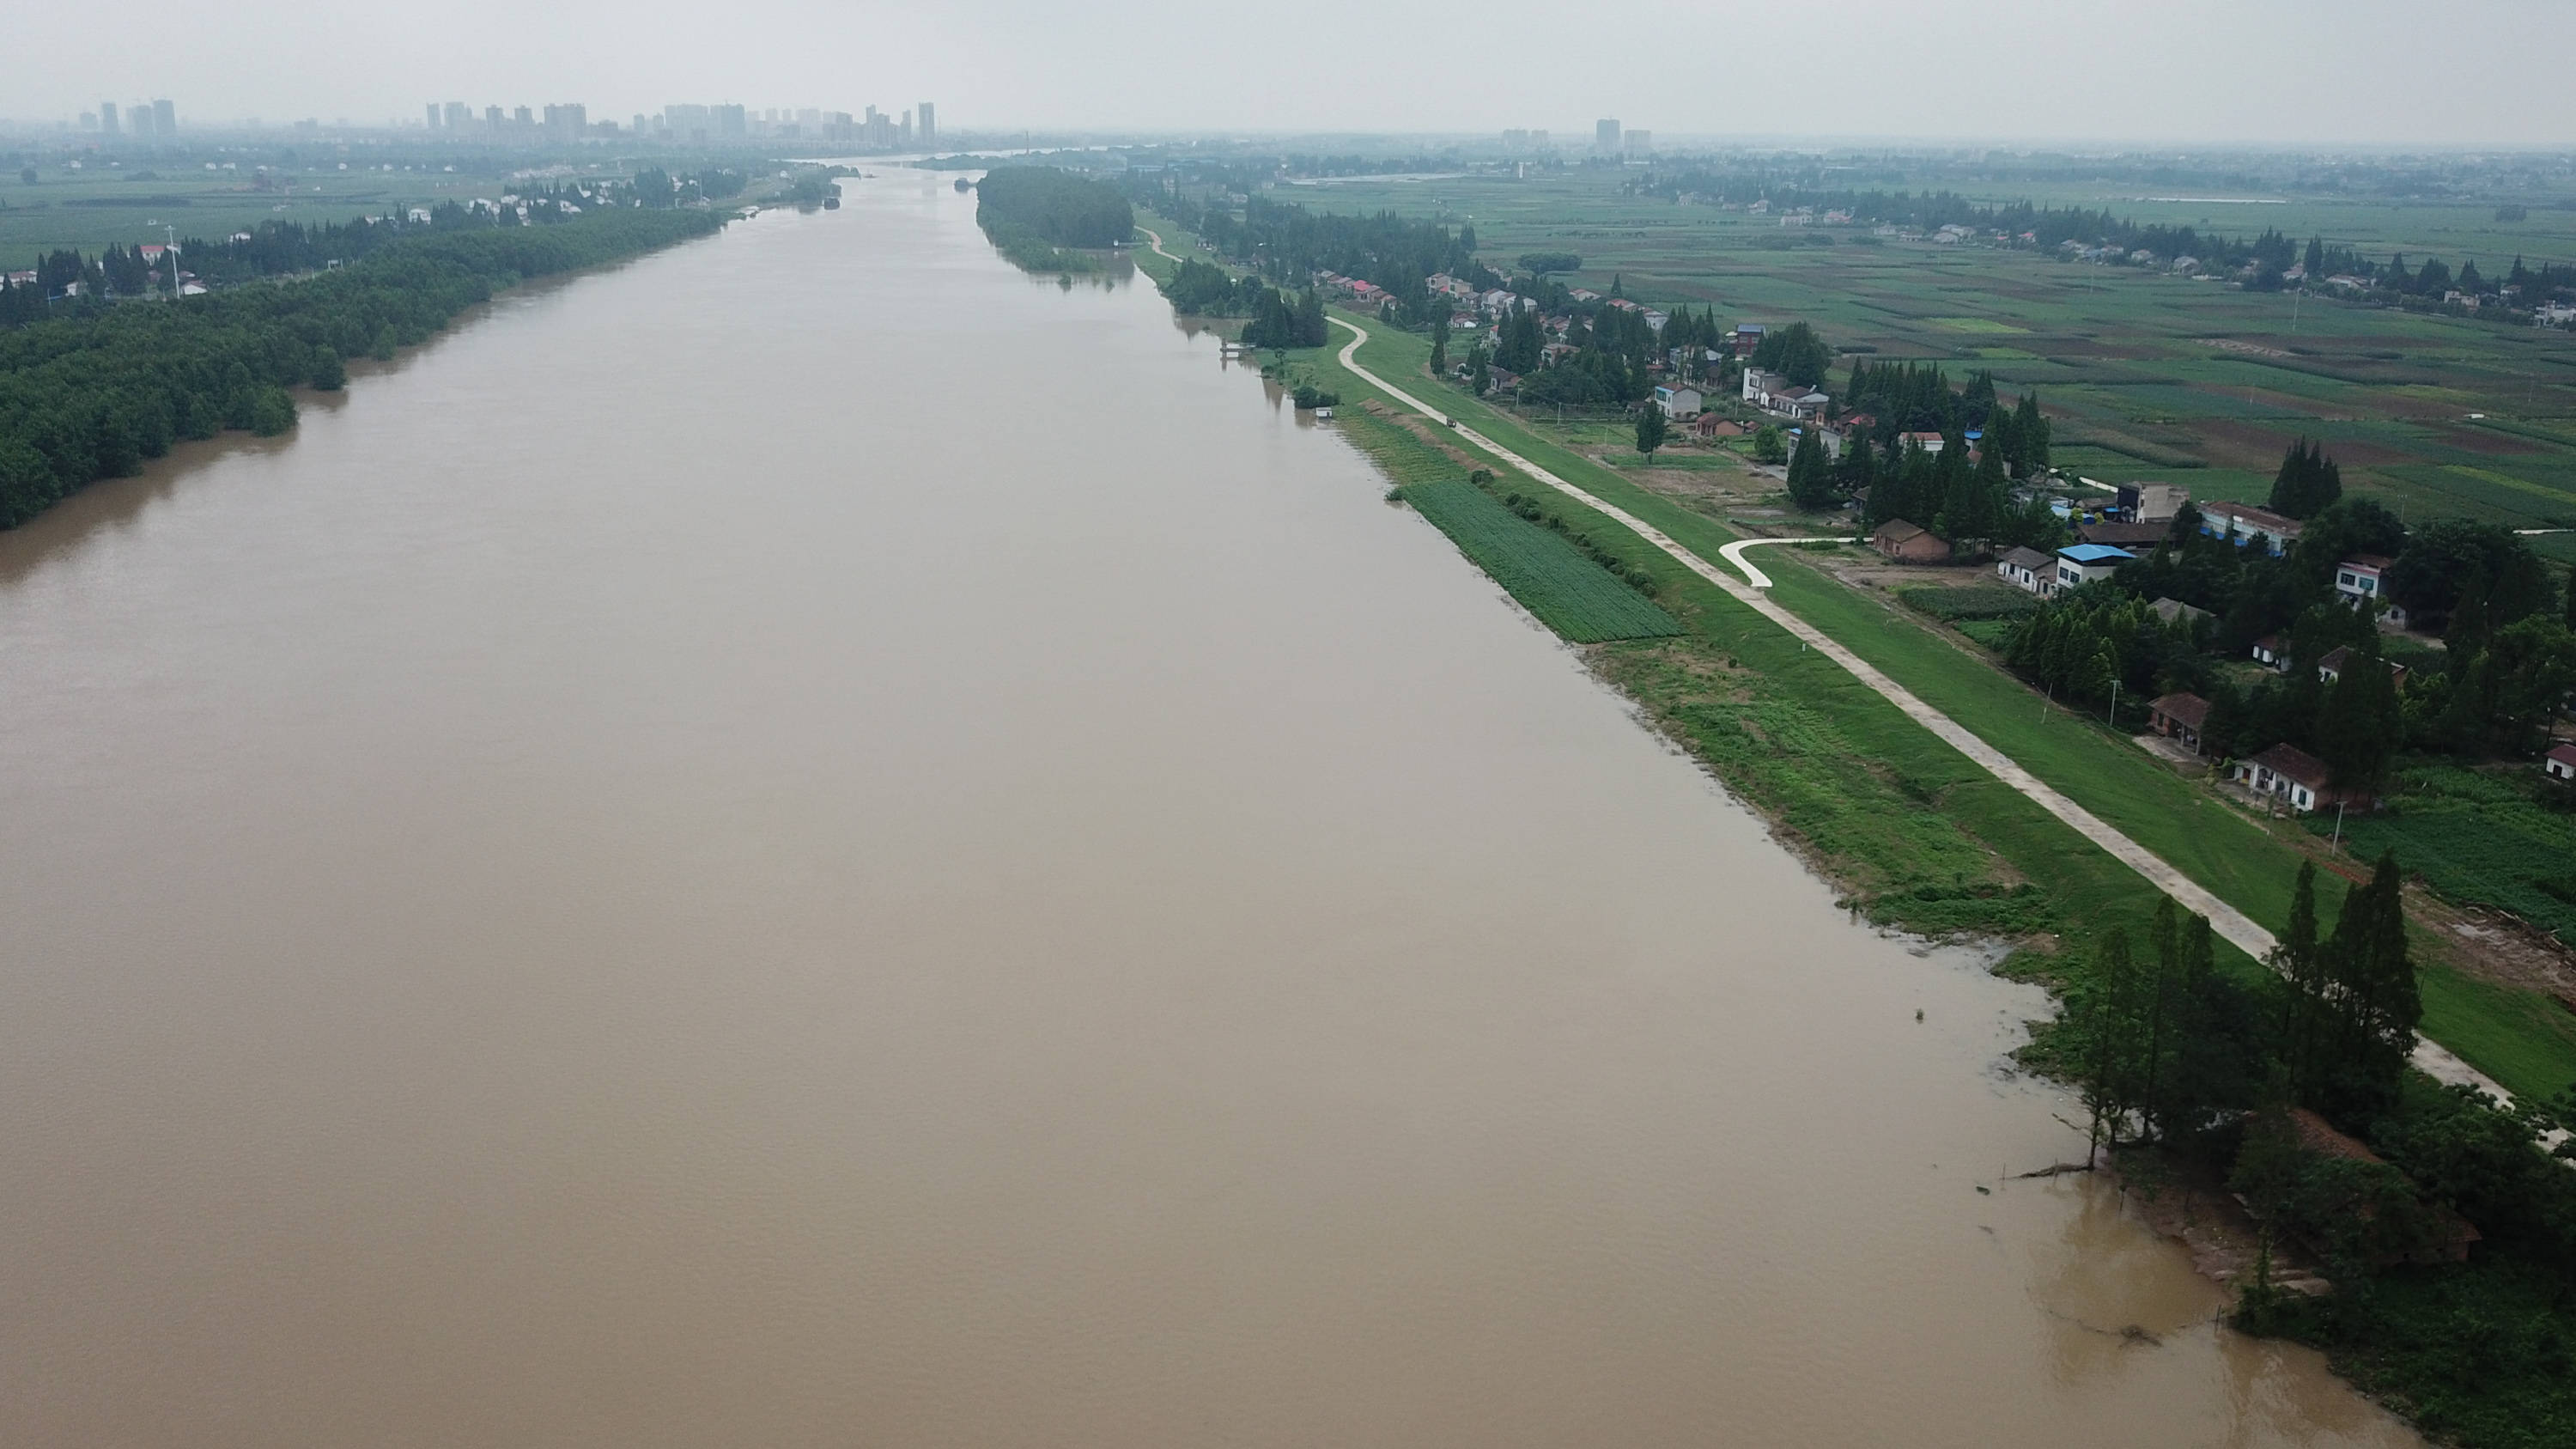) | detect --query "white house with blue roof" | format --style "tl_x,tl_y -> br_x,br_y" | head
2052,543 -> 2135,594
